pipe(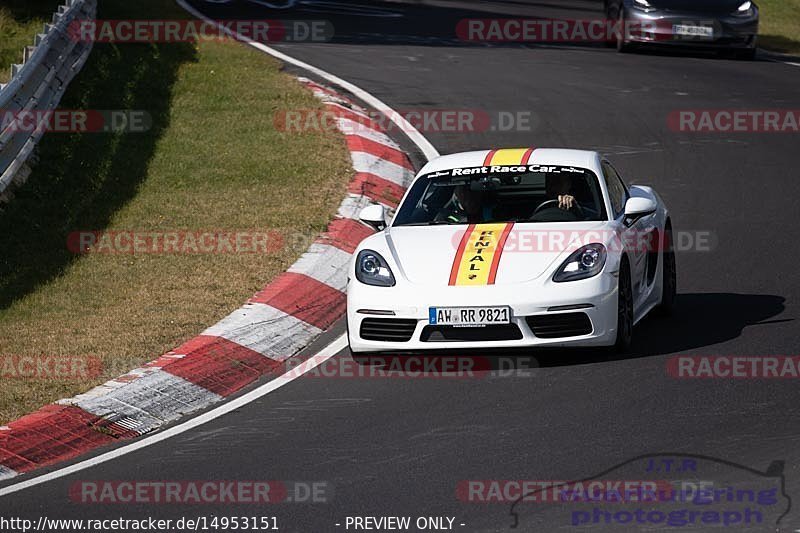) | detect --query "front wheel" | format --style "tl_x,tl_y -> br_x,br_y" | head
614,259 -> 633,352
